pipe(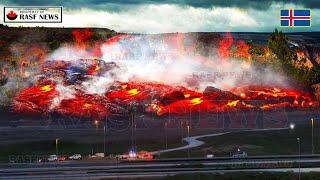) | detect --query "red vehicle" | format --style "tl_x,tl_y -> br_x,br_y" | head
57,156 -> 66,161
